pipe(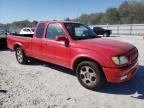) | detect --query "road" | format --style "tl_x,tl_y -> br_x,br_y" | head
0,36 -> 144,108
